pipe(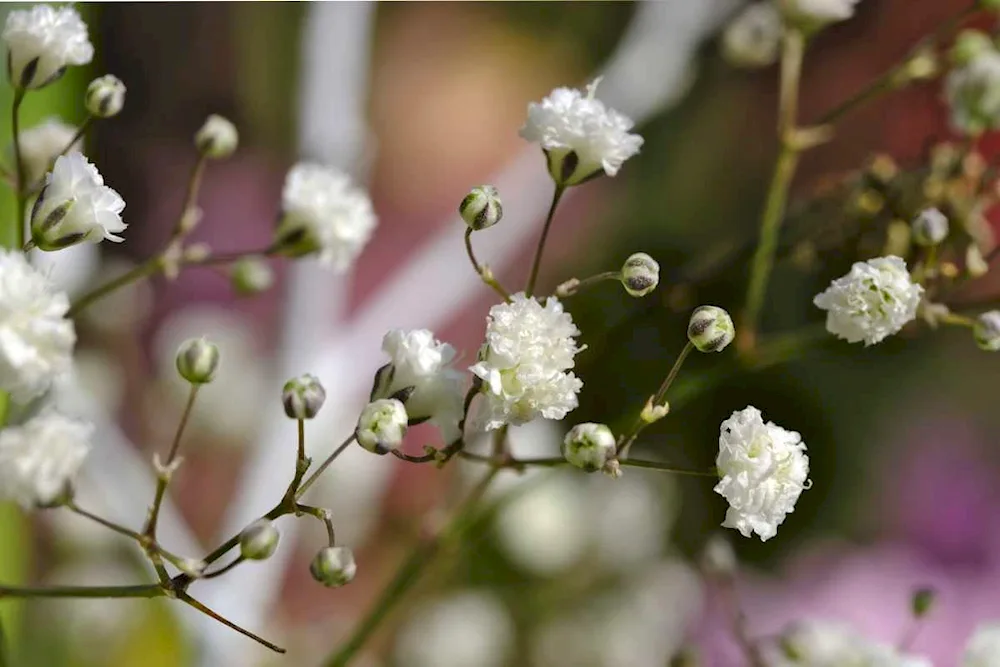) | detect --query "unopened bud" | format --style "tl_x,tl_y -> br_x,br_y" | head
230,256 -> 274,296
911,587 -> 936,618
310,546 -> 356,588
687,305 -> 735,353
721,2 -> 782,69
356,398 -> 407,454
561,422 -> 616,472
620,252 -> 660,297
967,244 -> 990,278
974,310 -> 1000,351
282,374 -> 326,420
85,75 -> 126,118
239,519 -> 280,561
175,337 -> 220,384
951,30 -> 993,67
640,397 -> 669,424
459,185 -> 502,231
912,207 -> 949,246
195,115 -> 238,159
